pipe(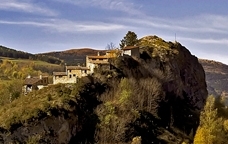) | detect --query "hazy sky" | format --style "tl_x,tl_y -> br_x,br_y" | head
0,0 -> 228,64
